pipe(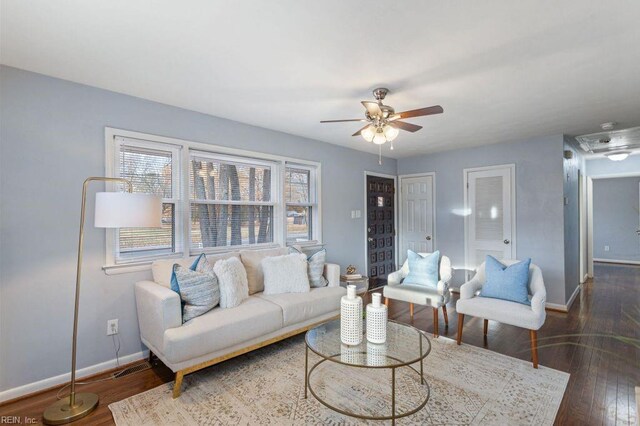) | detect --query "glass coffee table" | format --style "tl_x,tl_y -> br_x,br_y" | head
304,319 -> 431,424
